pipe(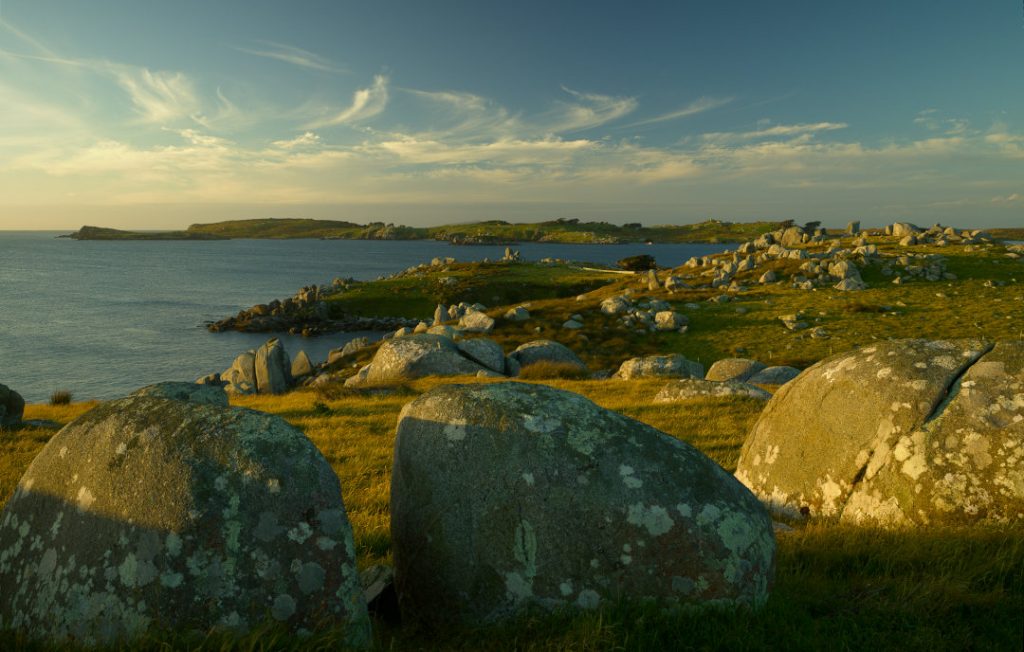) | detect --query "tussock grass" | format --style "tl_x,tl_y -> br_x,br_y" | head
48,390 -> 72,406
